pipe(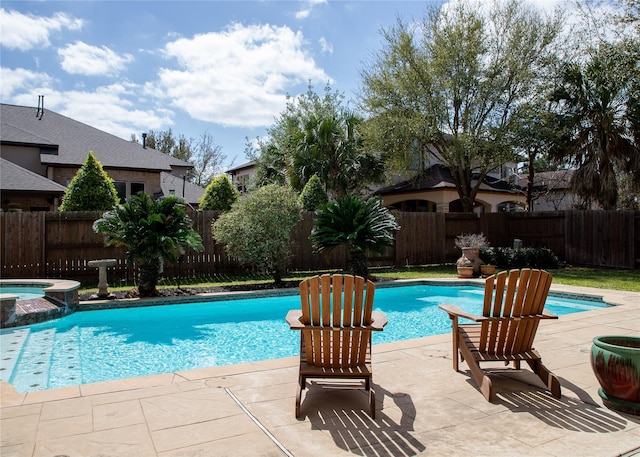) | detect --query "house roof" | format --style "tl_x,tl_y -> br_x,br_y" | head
375,164 -> 520,196
0,103 -> 192,172
226,160 -> 256,174
159,172 -> 205,206
0,158 -> 67,193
